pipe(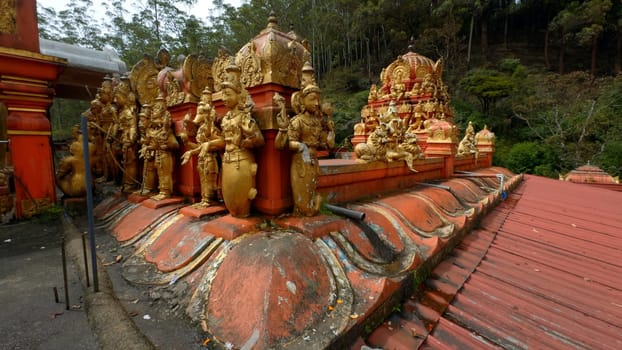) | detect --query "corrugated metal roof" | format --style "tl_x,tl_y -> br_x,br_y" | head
365,174 -> 622,349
